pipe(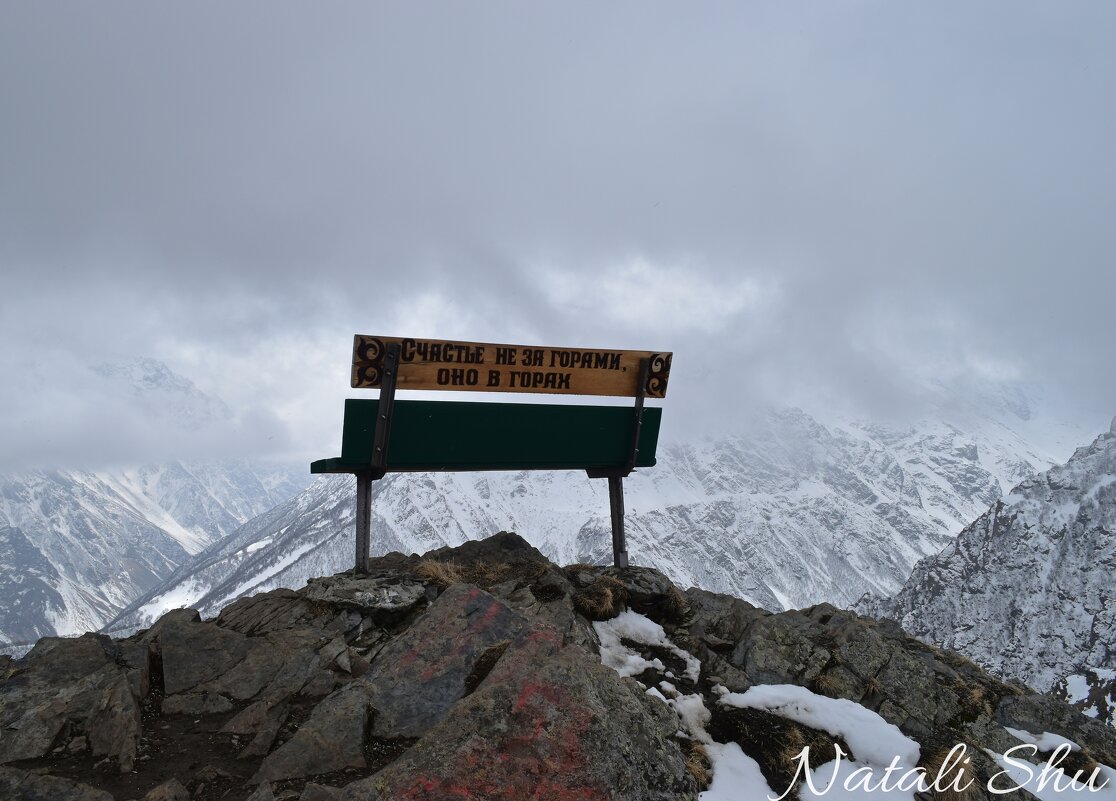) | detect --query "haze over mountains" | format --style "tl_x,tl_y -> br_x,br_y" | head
0,361 -> 309,648
105,375 -> 1082,640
